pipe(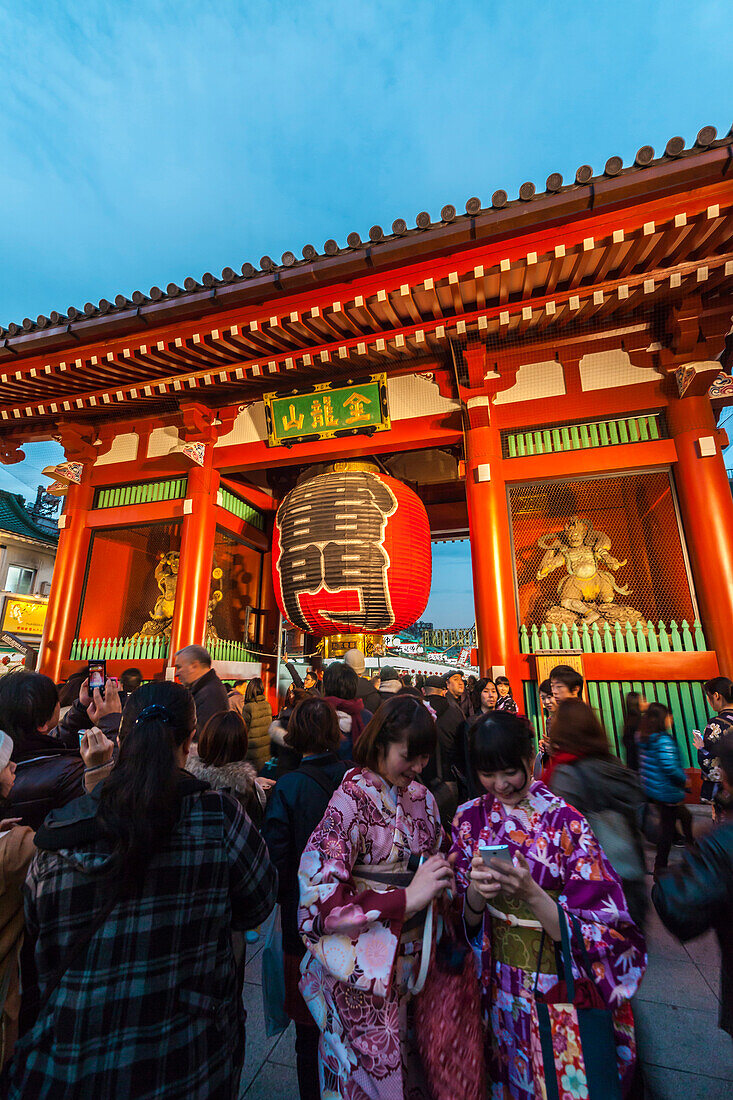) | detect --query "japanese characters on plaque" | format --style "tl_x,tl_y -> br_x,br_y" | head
263,375 -> 390,447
